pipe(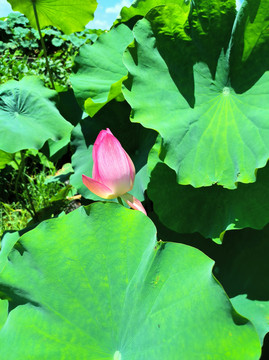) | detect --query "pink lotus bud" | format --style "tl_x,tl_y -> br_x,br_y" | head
82,128 -> 147,215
